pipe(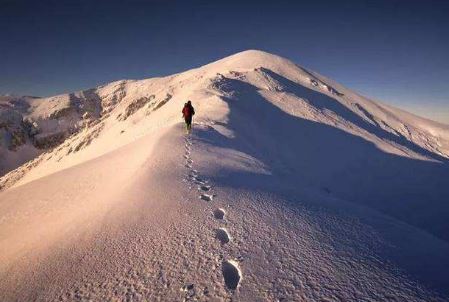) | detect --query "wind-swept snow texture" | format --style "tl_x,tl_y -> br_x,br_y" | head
1,50 -> 449,301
